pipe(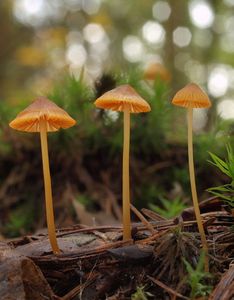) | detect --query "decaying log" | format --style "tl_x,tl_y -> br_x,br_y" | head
0,203 -> 233,300
209,264 -> 234,300
0,242 -> 57,300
